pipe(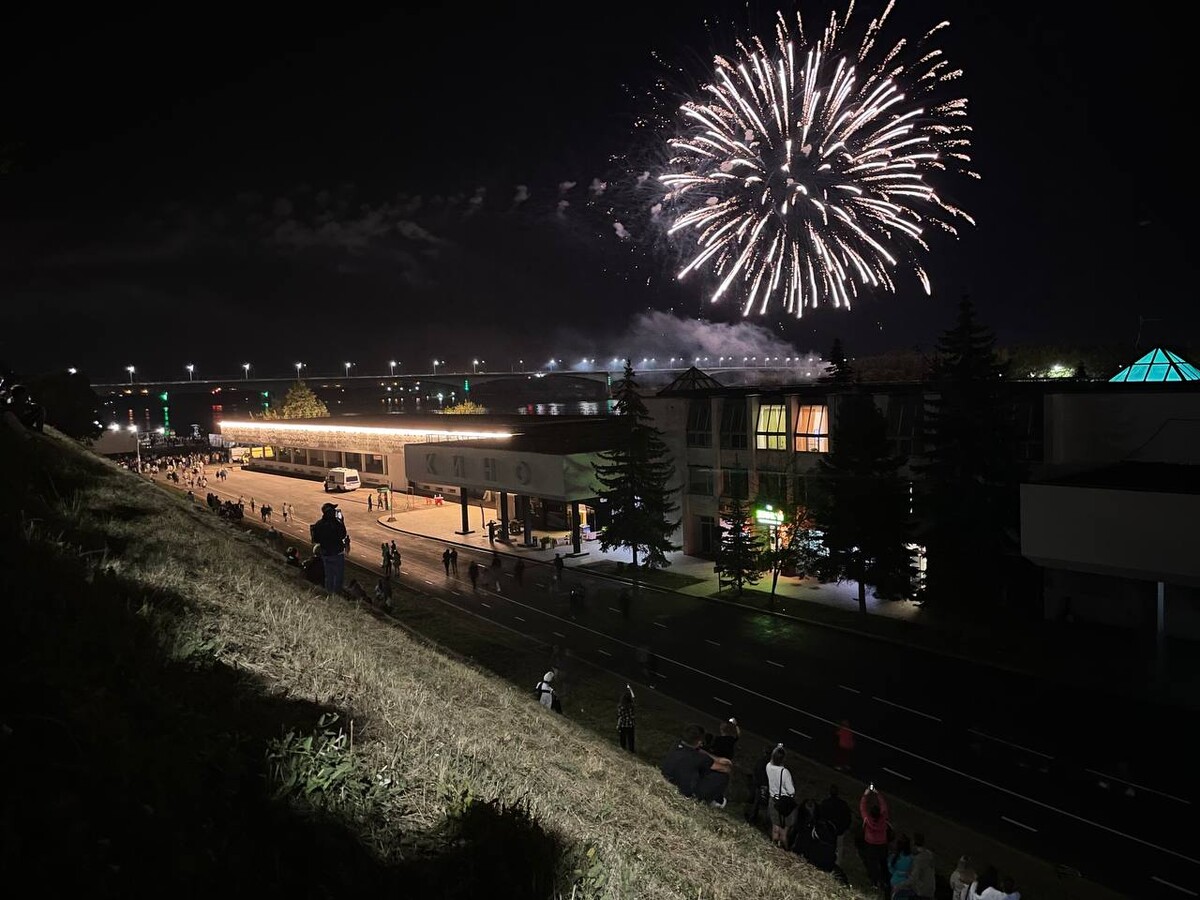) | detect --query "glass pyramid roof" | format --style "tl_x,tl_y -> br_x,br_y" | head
1109,348 -> 1200,383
